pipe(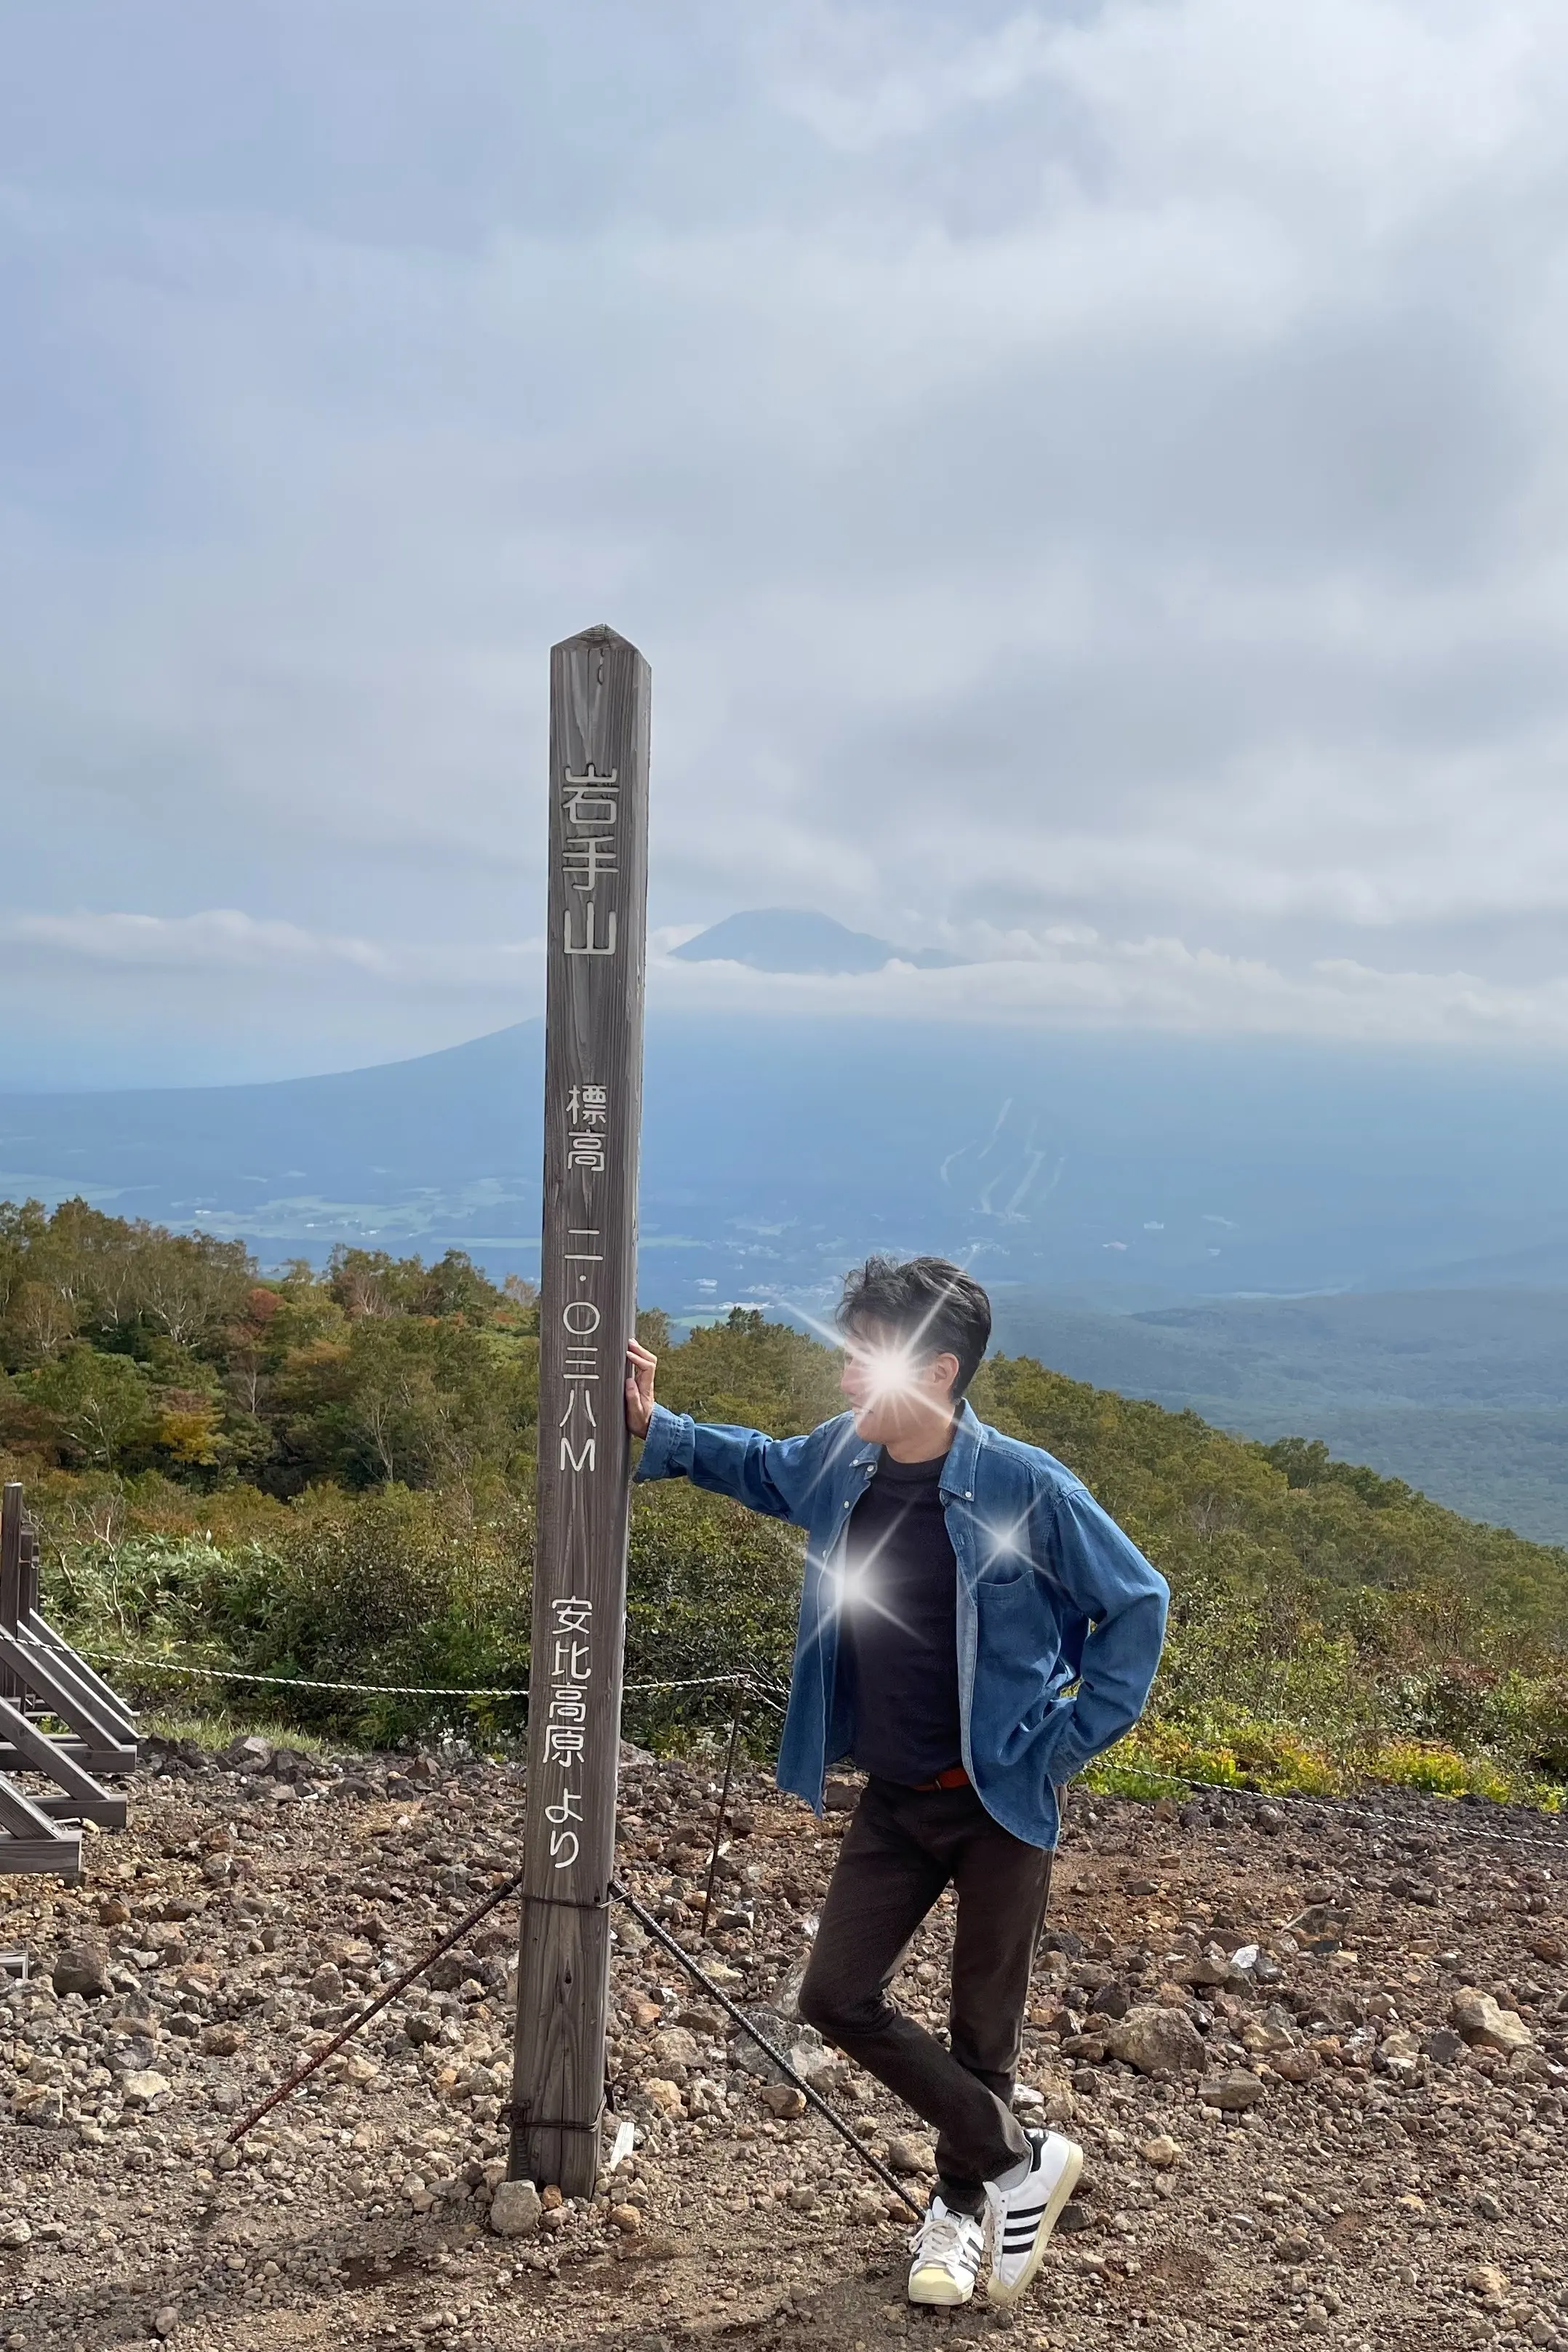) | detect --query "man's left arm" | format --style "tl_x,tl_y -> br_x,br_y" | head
1036,1483 -> 1169,1780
